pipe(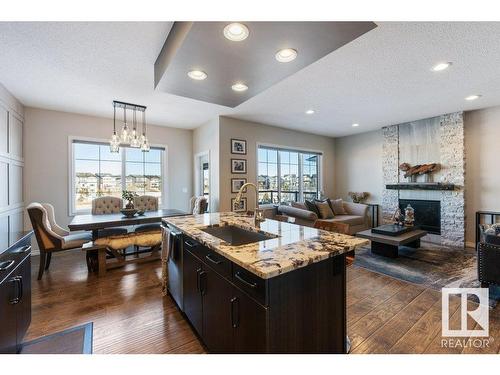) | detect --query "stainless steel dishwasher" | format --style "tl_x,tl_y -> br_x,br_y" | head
163,224 -> 184,311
